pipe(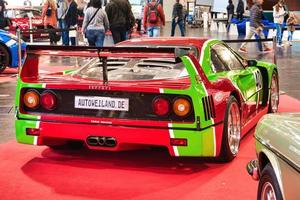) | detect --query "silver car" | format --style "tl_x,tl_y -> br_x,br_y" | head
247,113 -> 300,200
